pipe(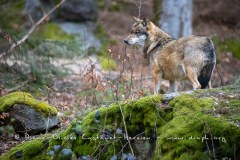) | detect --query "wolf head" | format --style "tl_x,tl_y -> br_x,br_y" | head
124,17 -> 150,47
124,17 -> 171,48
